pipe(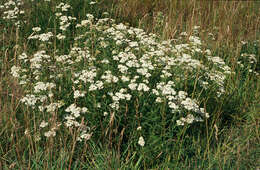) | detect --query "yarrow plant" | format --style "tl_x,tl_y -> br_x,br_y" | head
9,1 -> 233,151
